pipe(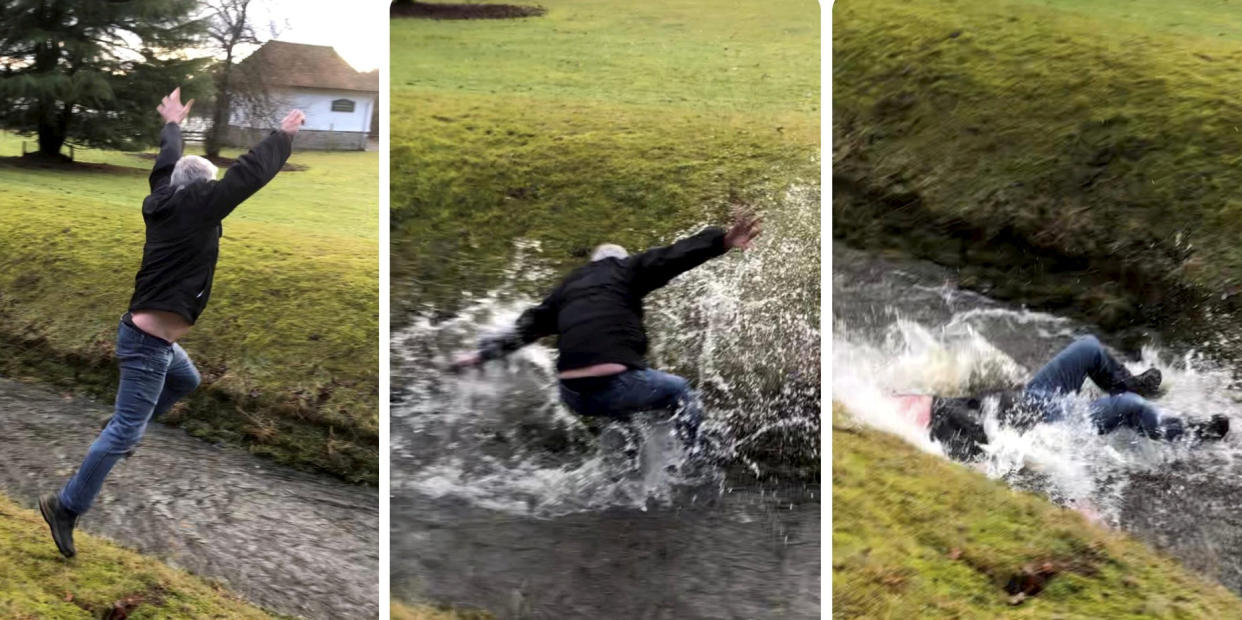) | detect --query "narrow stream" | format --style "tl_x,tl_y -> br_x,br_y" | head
833,242 -> 1242,593
0,377 -> 378,619
390,186 -> 821,619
